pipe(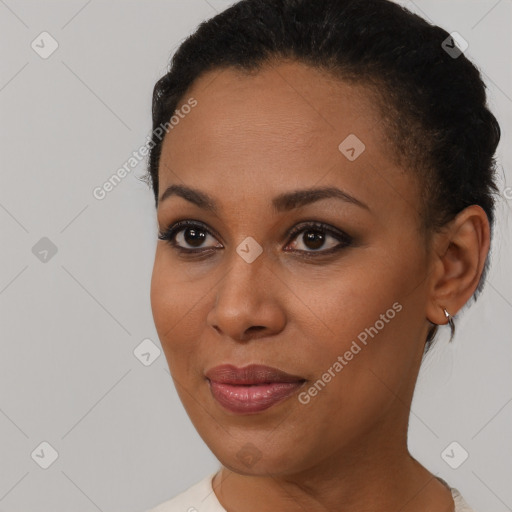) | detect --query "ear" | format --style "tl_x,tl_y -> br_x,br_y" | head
425,205 -> 491,325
